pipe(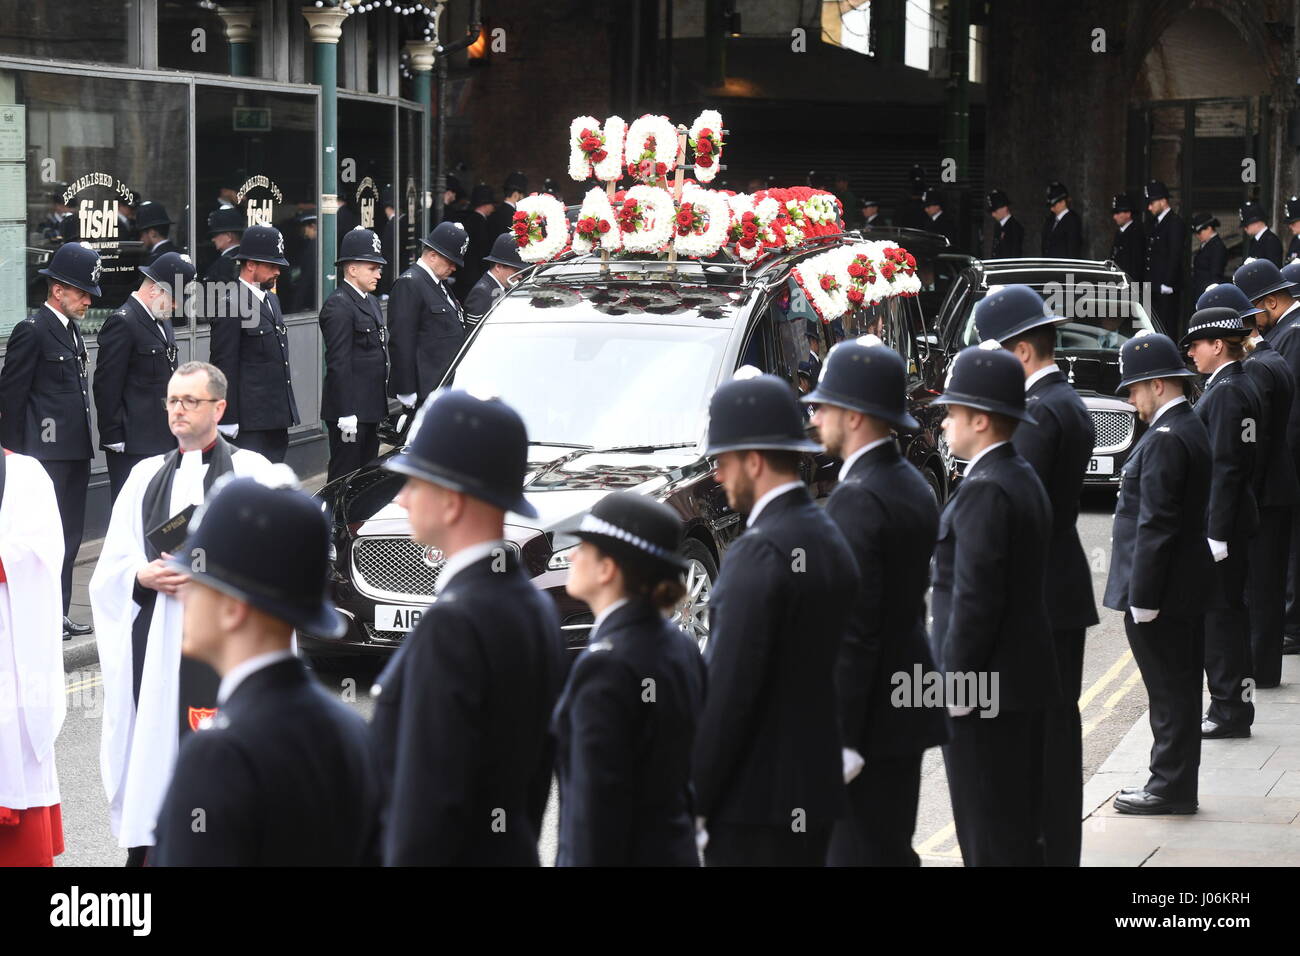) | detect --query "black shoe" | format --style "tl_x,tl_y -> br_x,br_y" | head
1284,635 -> 1300,655
1119,786 -> 1145,794
1113,790 -> 1197,815
1201,717 -> 1250,739
62,616 -> 92,638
